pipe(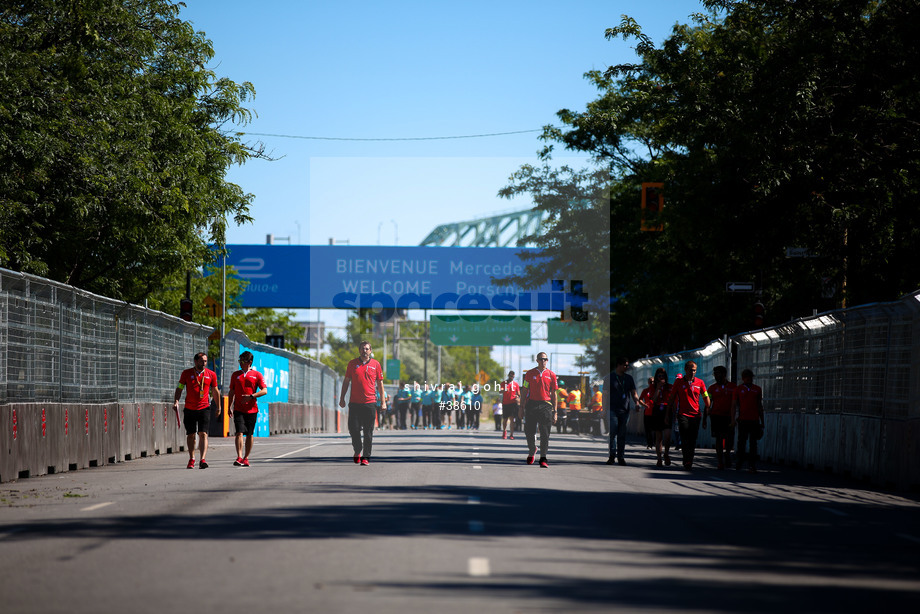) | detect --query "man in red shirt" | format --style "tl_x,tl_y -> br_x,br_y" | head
667,360 -> 711,471
501,371 -> 520,440
228,351 -> 267,467
708,365 -> 737,470
732,369 -> 765,473
173,352 -> 221,469
339,340 -> 386,465
520,352 -> 558,468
